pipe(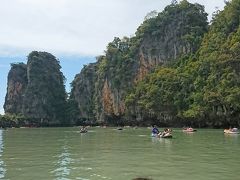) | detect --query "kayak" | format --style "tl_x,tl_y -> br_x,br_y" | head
159,132 -> 172,138
182,128 -> 197,132
151,132 -> 172,138
224,129 -> 239,134
80,129 -> 87,133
